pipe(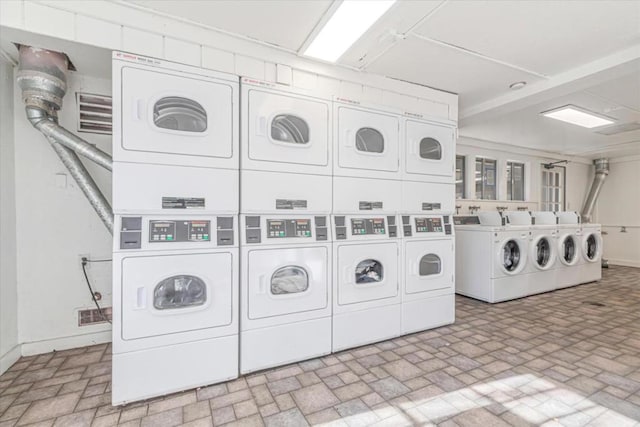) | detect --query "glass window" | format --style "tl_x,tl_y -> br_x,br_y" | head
154,275 -> 206,310
507,161 -> 525,201
502,240 -> 521,271
153,97 -> 207,132
271,115 -> 310,144
419,254 -> 442,276
456,155 -> 465,199
536,238 -> 551,267
419,138 -> 442,160
271,266 -> 309,295
355,259 -> 383,284
475,158 -> 497,200
540,166 -> 565,211
355,128 -> 384,153
563,236 -> 576,262
586,234 -> 598,260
